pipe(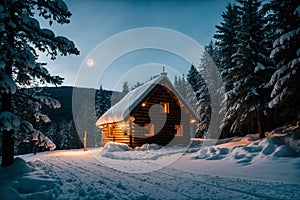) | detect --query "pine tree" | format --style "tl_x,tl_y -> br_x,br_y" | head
13,87 -> 62,154
174,74 -> 189,102
121,81 -> 129,96
174,75 -> 178,86
199,42 -> 224,139
217,0 -> 273,138
266,0 -> 300,122
95,85 -> 109,118
214,3 -> 240,82
186,64 -> 210,137
58,120 -> 81,149
131,81 -> 143,90
185,69 -> 197,112
187,64 -> 201,100
214,3 -> 241,137
0,0 -> 79,167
